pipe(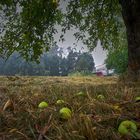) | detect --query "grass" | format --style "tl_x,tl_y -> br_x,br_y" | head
0,76 -> 140,140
